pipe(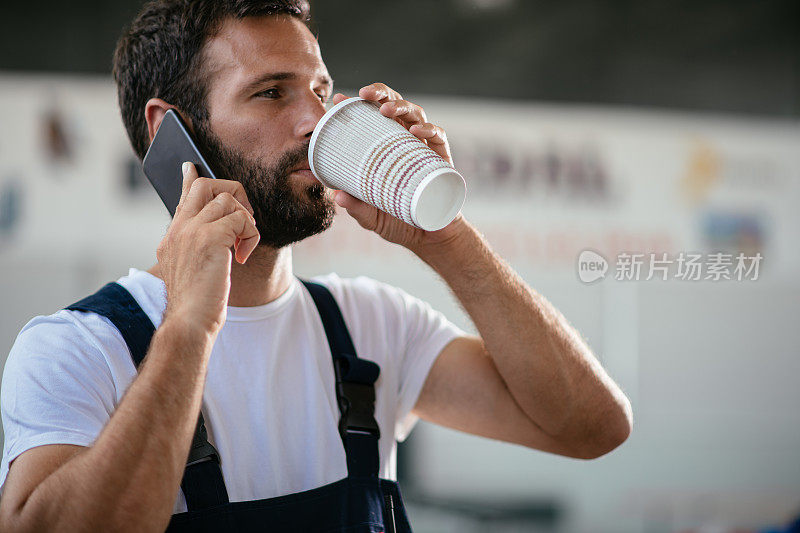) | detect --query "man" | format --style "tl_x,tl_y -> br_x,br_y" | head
0,1 -> 632,531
